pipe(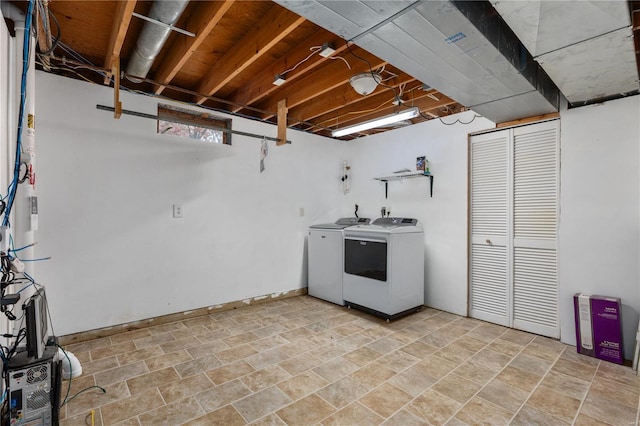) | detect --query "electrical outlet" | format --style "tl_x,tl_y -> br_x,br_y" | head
173,204 -> 183,218
299,207 -> 305,217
